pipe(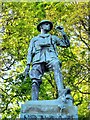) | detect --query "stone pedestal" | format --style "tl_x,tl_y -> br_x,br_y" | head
20,97 -> 78,120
